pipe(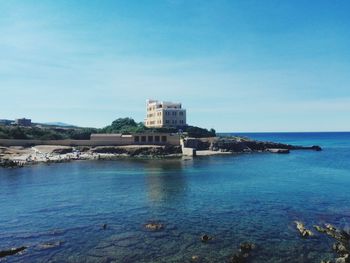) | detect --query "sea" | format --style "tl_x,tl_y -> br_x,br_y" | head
0,132 -> 349,262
